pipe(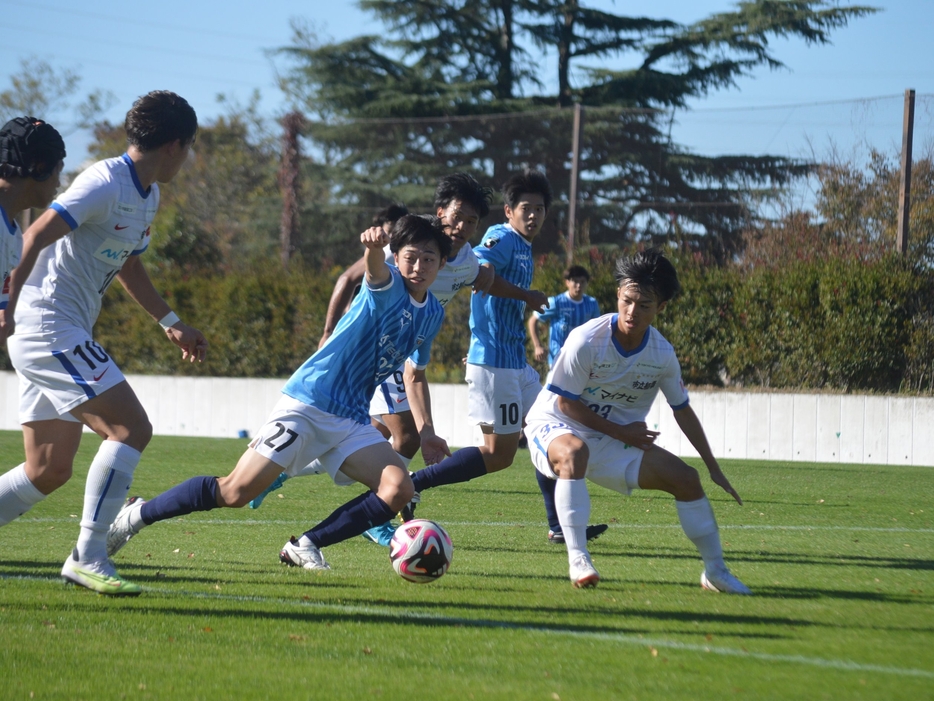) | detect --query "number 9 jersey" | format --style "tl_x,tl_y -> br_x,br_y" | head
15,154 -> 157,334
526,314 -> 690,432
